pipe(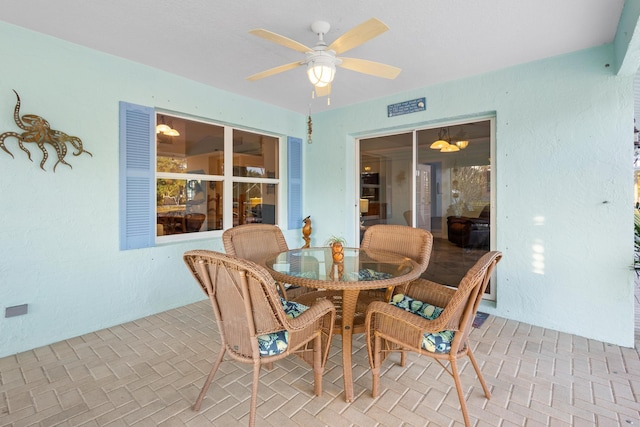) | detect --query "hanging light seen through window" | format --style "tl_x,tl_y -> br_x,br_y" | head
156,116 -> 180,137
430,127 -> 468,153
